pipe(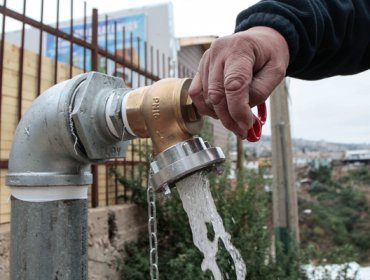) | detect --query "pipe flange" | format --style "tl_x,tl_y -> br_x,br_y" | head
71,72 -> 130,160
150,137 -> 225,192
